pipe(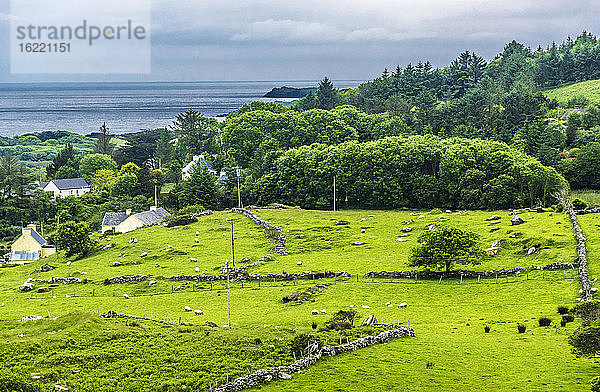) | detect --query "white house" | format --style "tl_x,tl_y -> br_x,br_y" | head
101,206 -> 170,234
40,178 -> 90,198
182,155 -> 227,184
